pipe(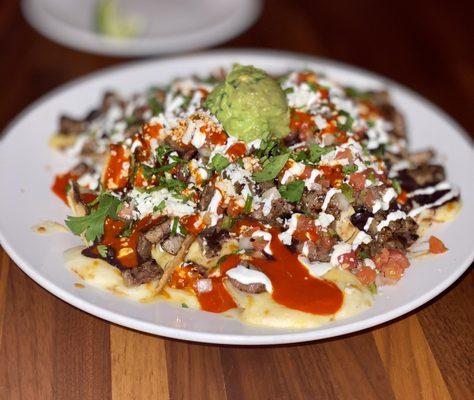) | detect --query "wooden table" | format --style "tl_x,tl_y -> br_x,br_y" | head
0,1 -> 472,398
